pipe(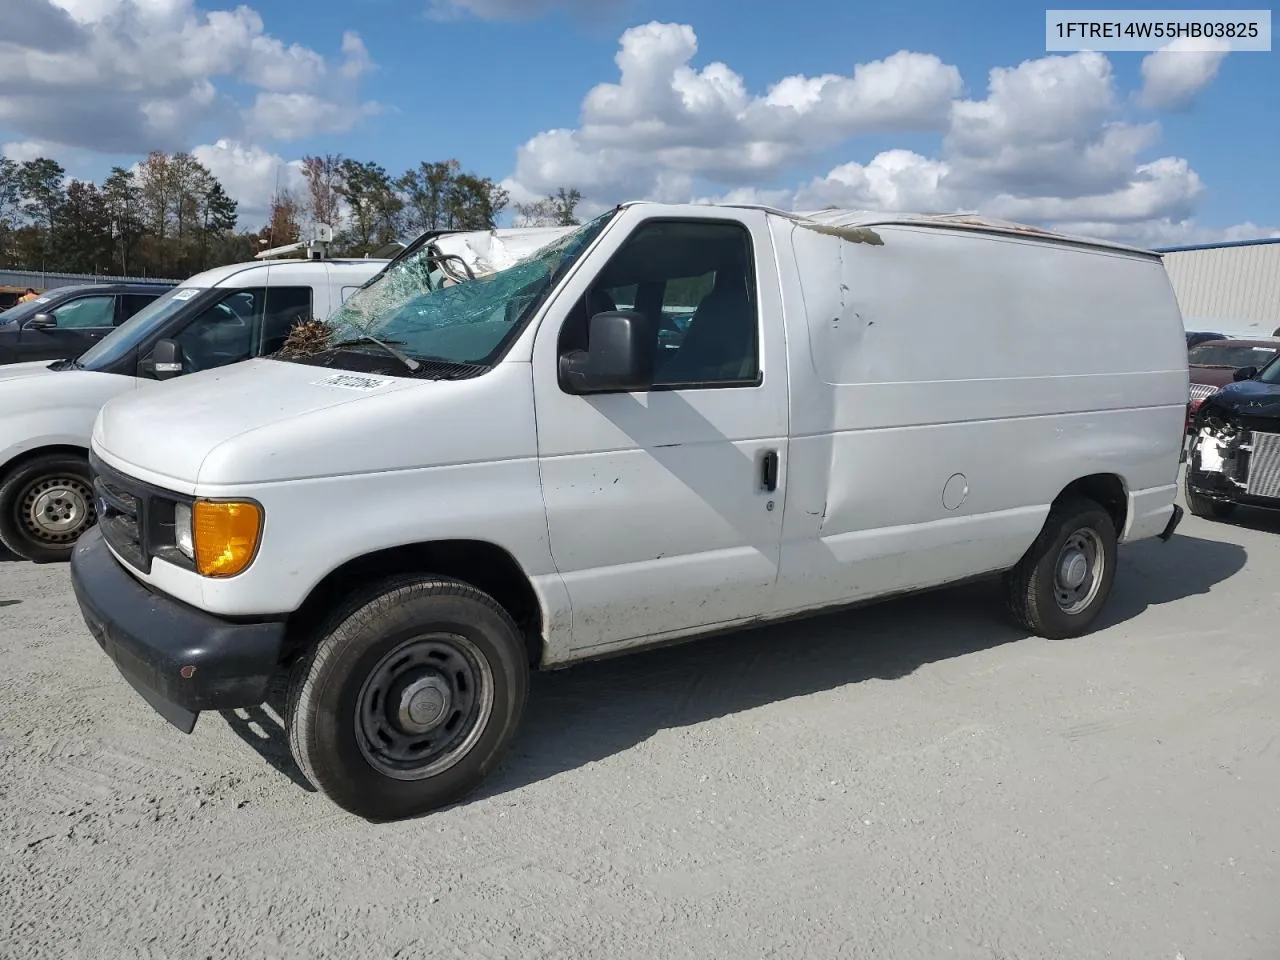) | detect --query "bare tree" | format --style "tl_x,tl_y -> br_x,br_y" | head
301,154 -> 344,227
